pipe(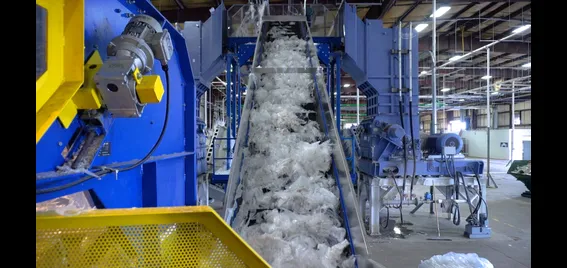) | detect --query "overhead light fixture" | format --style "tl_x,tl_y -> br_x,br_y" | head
512,24 -> 531,34
491,91 -> 499,95
481,75 -> 492,80
440,88 -> 451,92
431,6 -> 451,18
343,84 -> 351,88
459,99 -> 465,102
420,71 -> 428,75
522,62 -> 531,68
449,55 -> 462,61
415,23 -> 428,32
